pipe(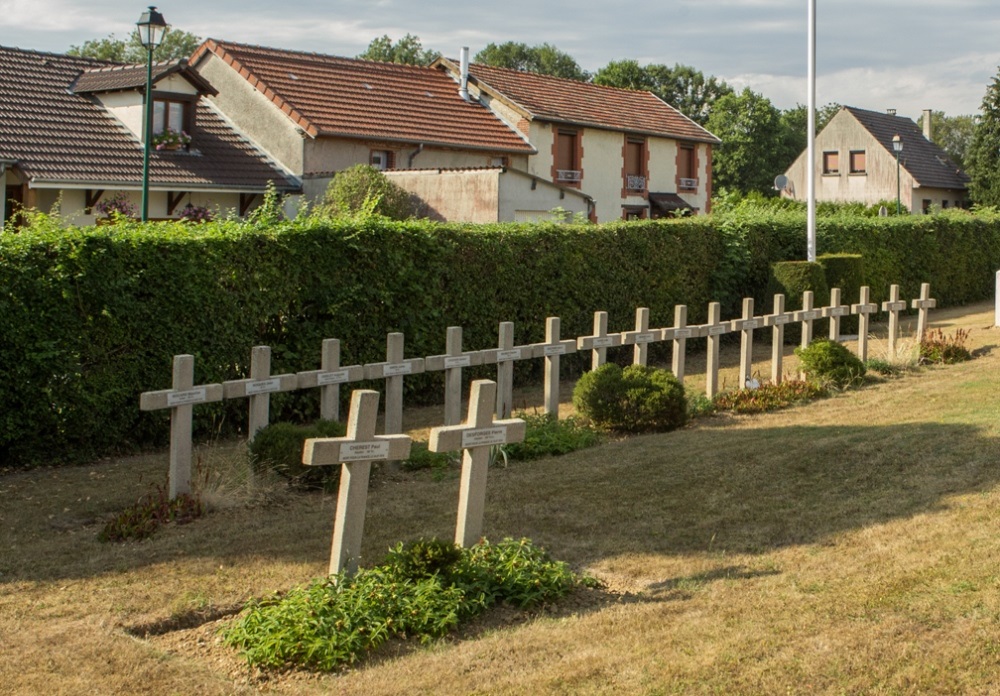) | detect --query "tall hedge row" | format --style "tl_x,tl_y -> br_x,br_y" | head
2,210 -> 999,467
